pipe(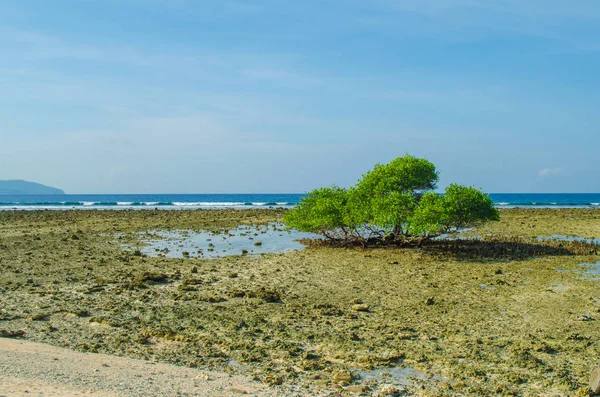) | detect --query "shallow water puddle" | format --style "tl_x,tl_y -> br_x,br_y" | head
537,235 -> 600,244
553,260 -> 600,281
577,260 -> 600,280
355,365 -> 444,388
135,223 -> 321,258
